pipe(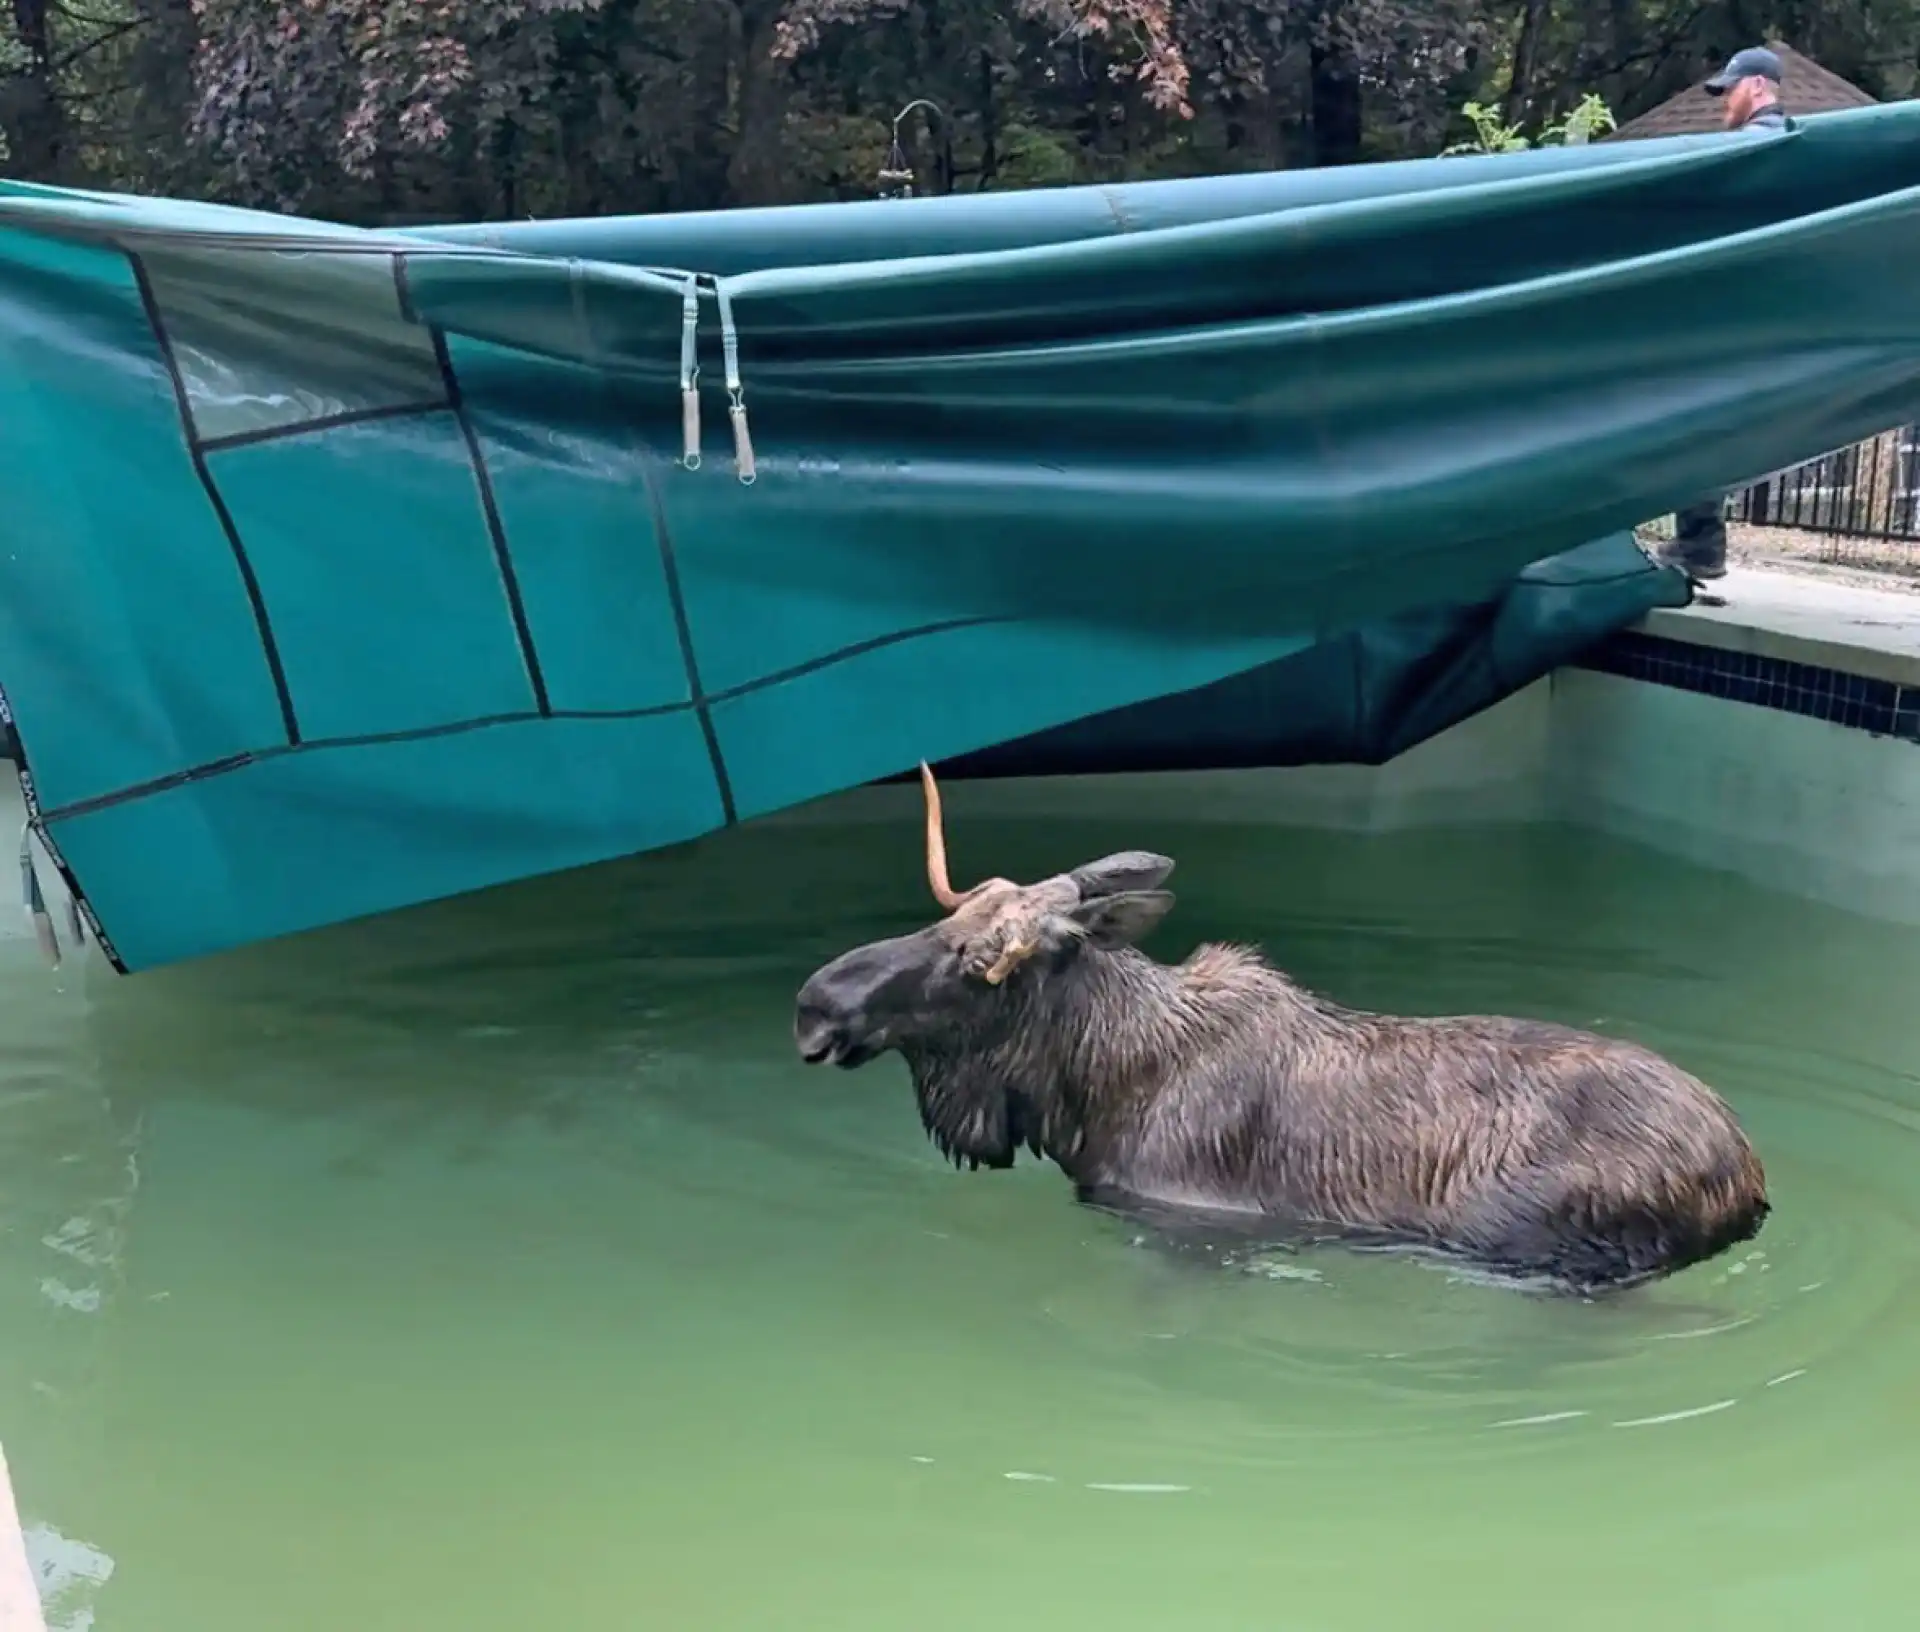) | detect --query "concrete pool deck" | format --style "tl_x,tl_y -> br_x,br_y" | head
1639,563 -> 1920,684
0,1448 -> 45,1632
